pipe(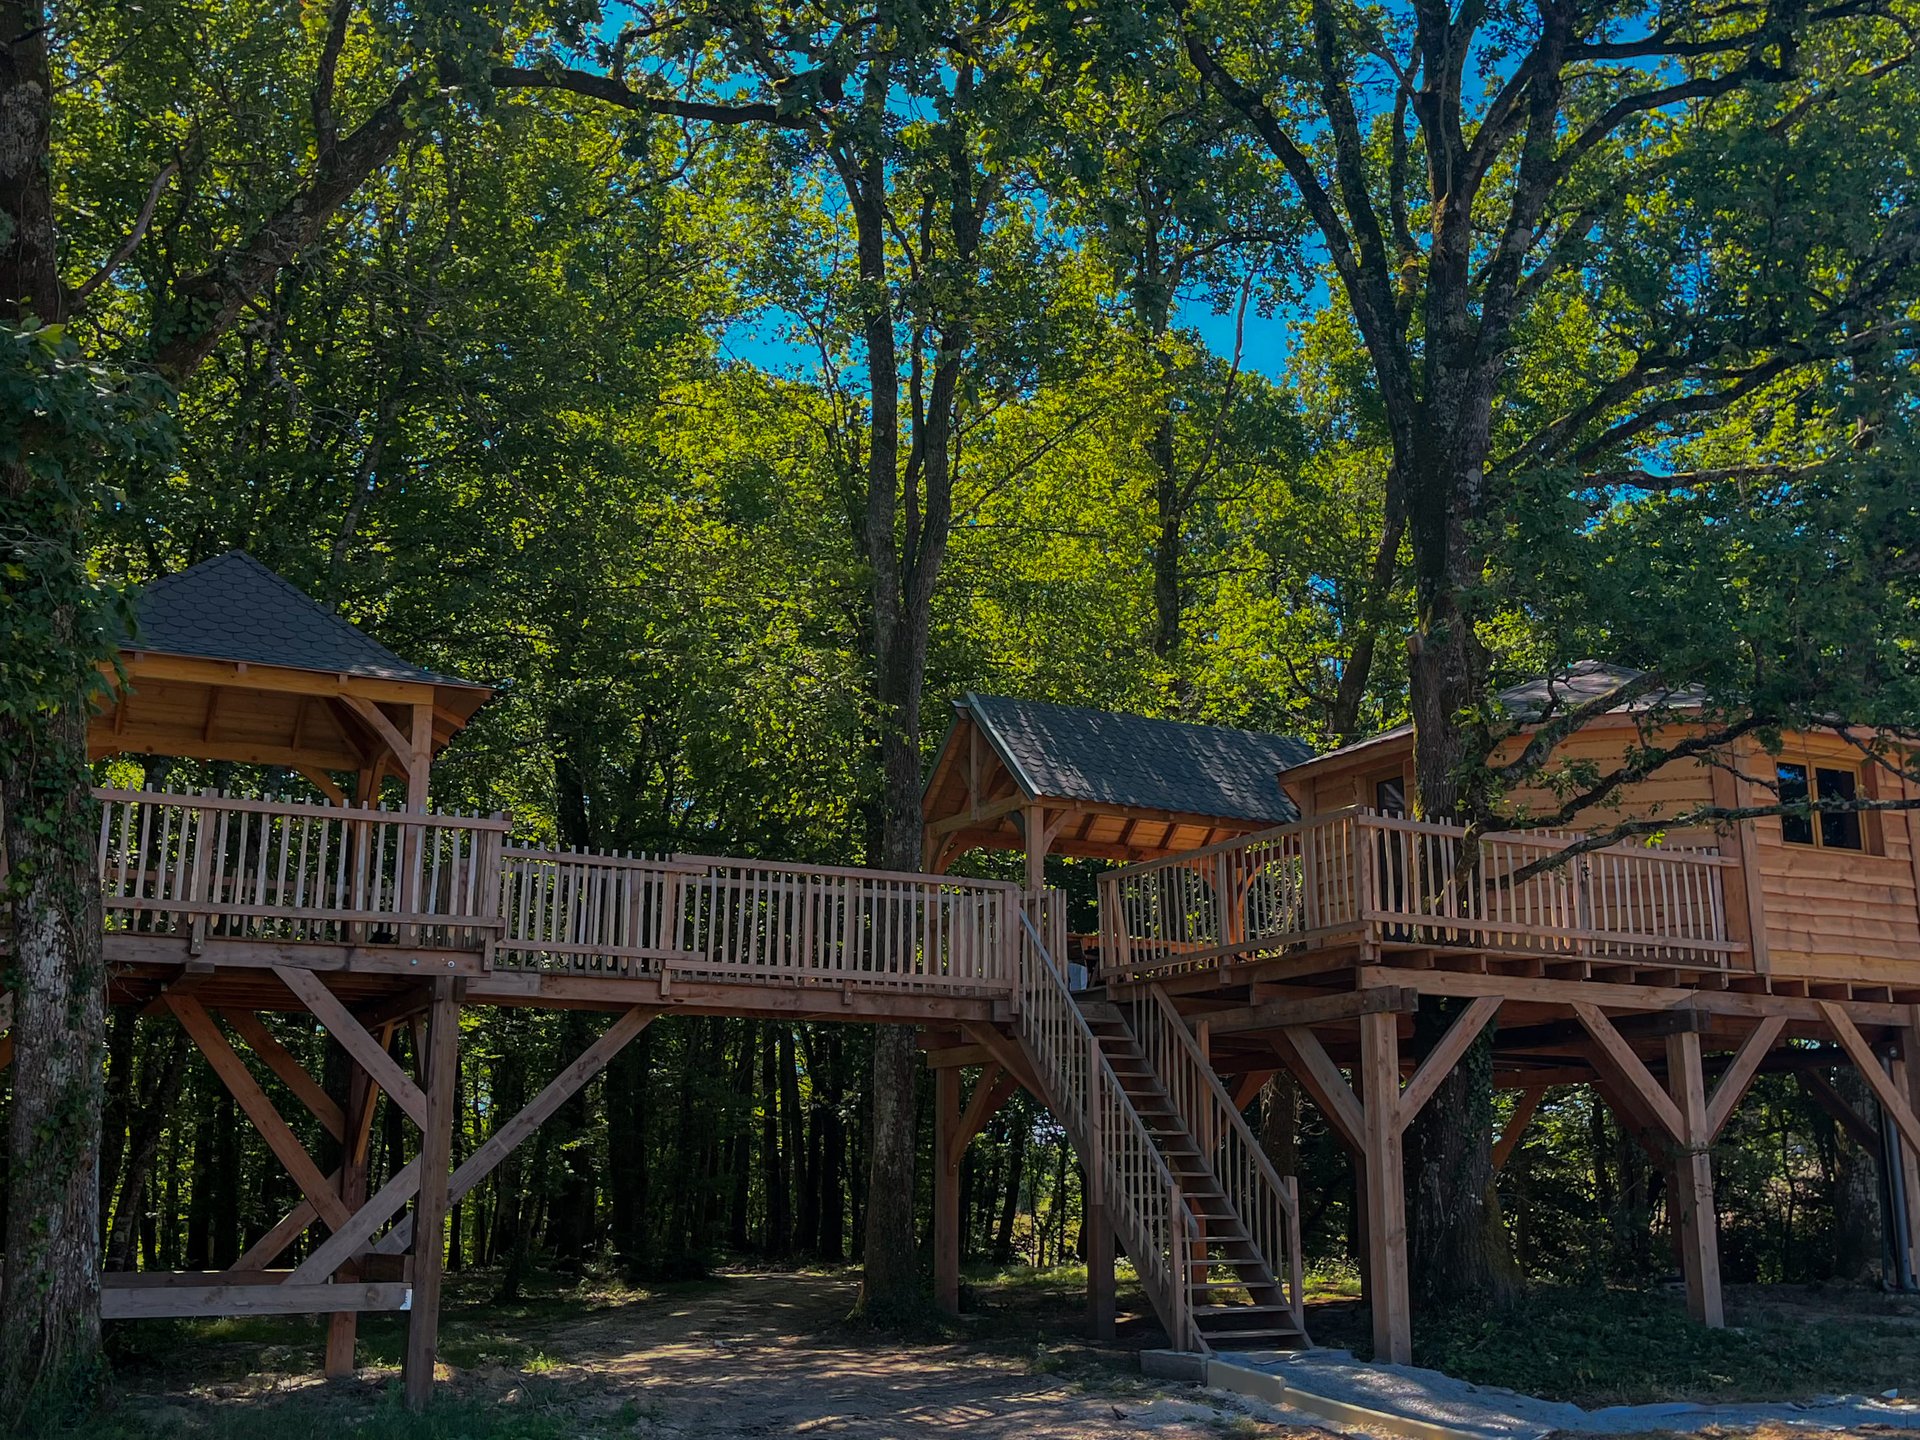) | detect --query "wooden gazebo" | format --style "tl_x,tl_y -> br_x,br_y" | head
92,551 -> 491,809
921,693 -> 1316,885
